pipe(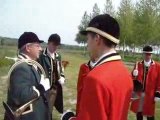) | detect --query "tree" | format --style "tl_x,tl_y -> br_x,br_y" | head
103,0 -> 115,16
133,0 -> 160,46
75,3 -> 101,45
75,11 -> 90,44
90,3 -> 101,19
118,0 -> 135,46
0,38 -> 5,46
117,0 -> 135,58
